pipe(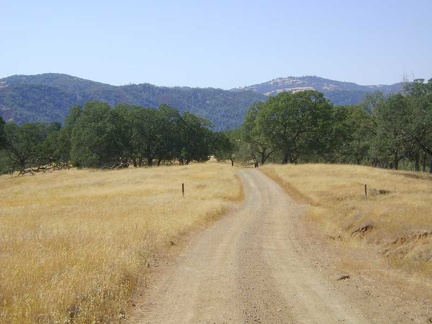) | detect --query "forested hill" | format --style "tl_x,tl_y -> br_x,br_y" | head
0,74 -> 404,130
233,76 -> 404,106
0,74 -> 266,131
